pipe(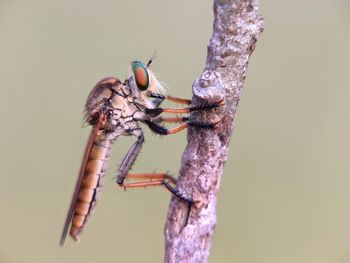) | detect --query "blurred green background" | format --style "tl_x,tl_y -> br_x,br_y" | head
1,0 -> 349,262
